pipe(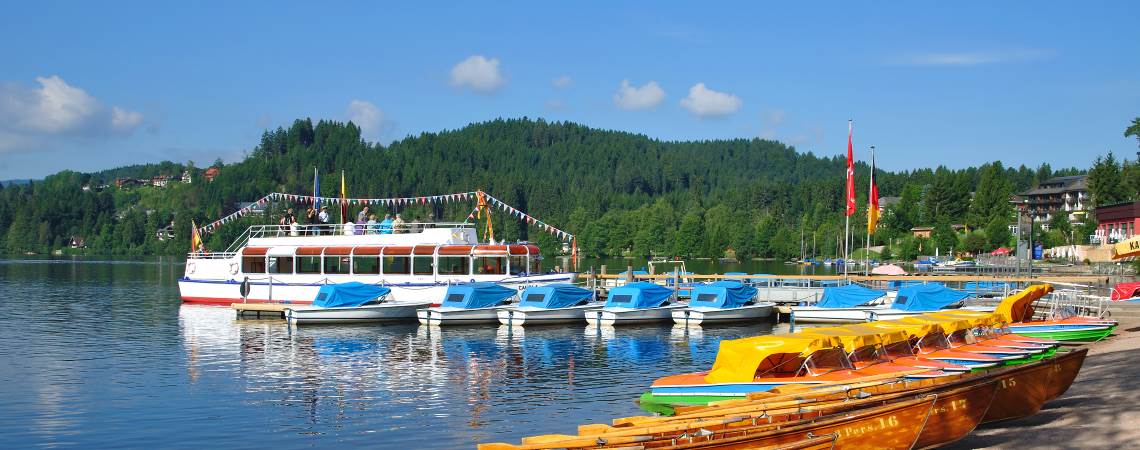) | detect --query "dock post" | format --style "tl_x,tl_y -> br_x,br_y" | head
626,265 -> 633,283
